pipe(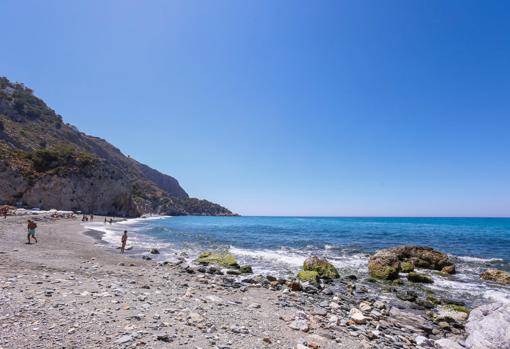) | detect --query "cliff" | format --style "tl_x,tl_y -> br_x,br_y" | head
0,77 -> 234,217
